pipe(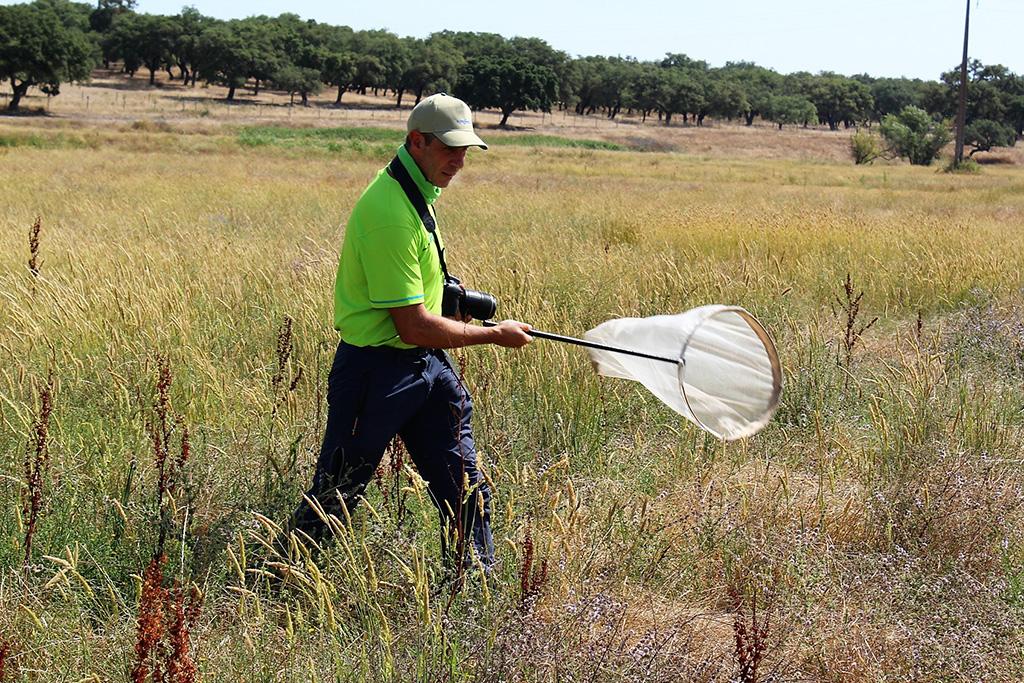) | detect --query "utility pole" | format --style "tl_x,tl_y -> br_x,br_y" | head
953,0 -> 971,165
